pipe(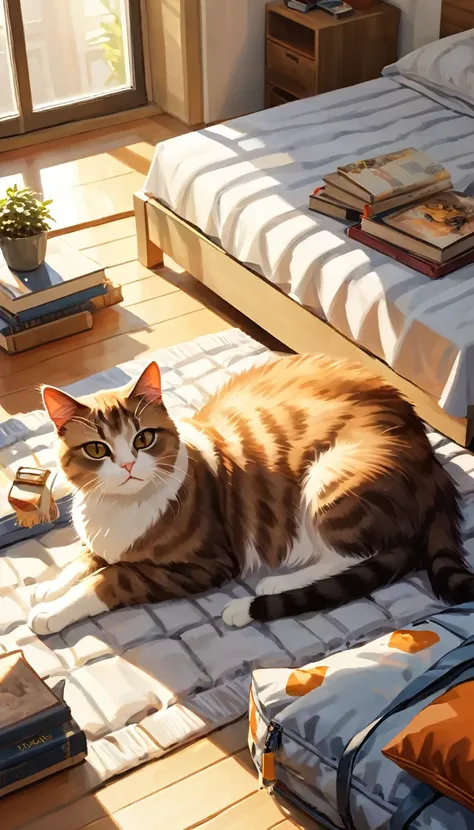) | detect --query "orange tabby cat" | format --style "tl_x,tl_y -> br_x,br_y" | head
28,355 -> 474,635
